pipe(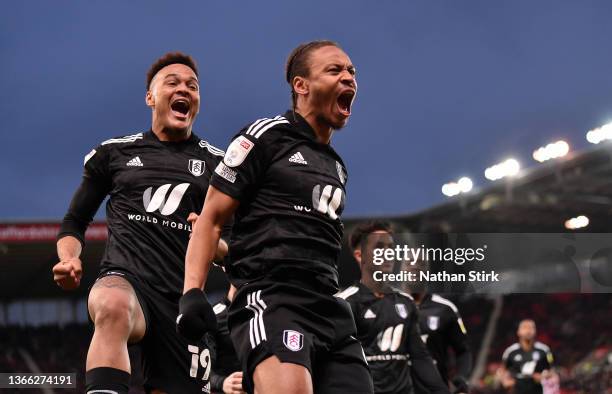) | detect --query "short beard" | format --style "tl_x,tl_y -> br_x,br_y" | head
160,124 -> 191,141
316,113 -> 346,131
